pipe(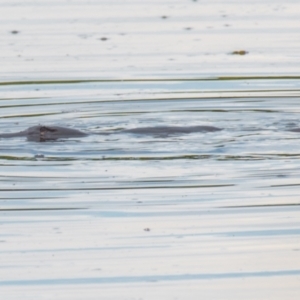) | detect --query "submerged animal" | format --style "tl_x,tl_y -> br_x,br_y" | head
0,125 -> 222,142
0,126 -> 88,142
